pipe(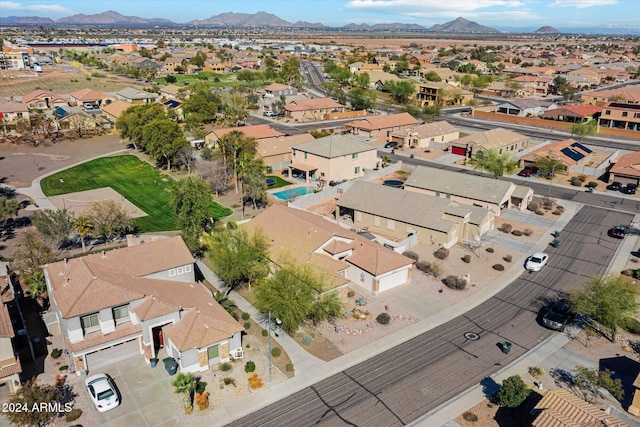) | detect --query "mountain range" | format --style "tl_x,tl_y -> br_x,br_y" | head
0,10 -> 635,34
